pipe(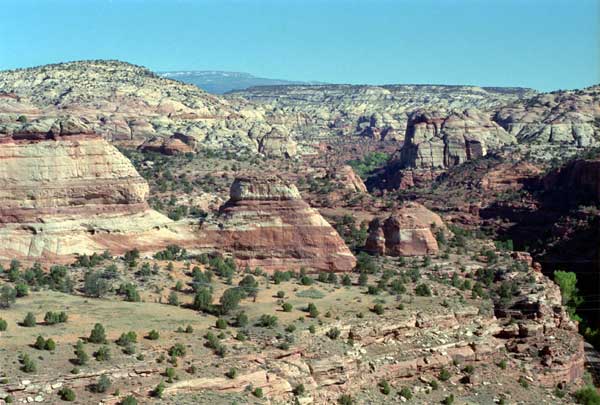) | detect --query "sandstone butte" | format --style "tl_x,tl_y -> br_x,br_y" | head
365,202 -> 446,256
195,176 -> 357,272
0,131 -> 356,272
